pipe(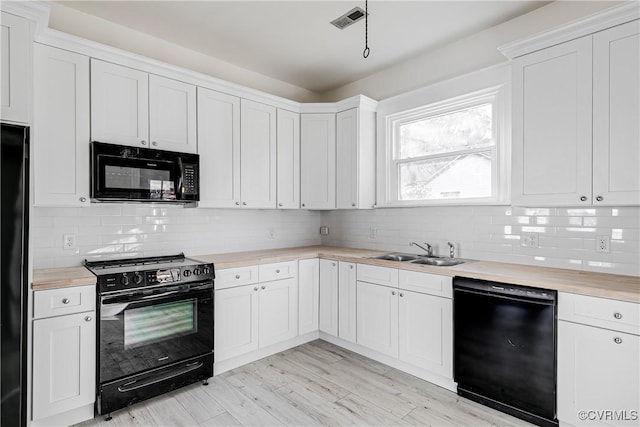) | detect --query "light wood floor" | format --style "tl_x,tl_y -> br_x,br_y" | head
75,340 -> 533,427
